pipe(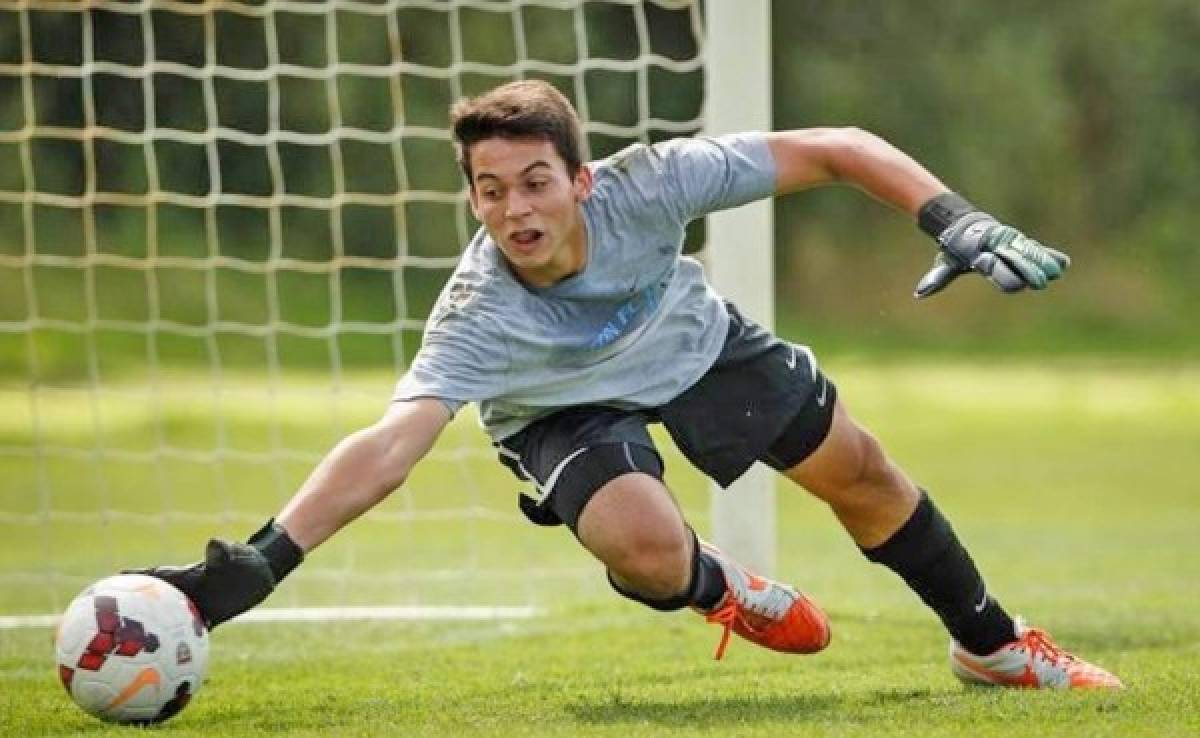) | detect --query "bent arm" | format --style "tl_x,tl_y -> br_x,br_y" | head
767,128 -> 1070,297
766,127 -> 948,216
276,397 -> 451,552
